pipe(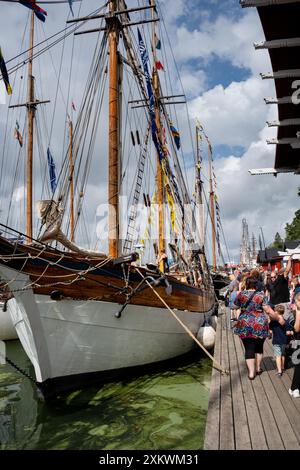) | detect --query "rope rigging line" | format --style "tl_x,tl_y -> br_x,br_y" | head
1,5 -> 107,76
136,268 -> 228,375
